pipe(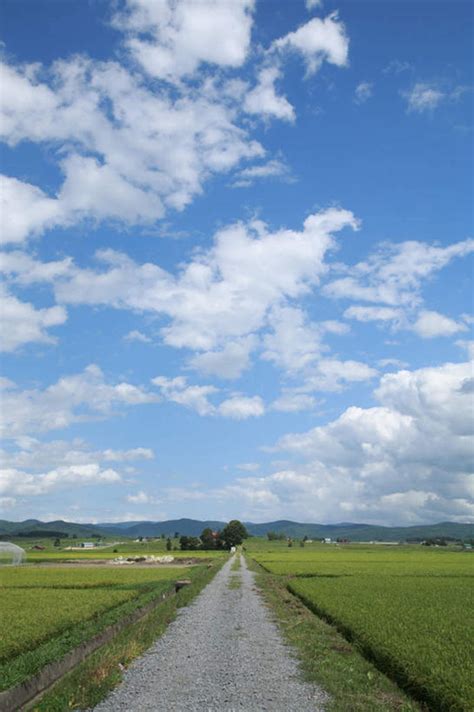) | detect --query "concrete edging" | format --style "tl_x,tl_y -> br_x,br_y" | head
1,585 -> 179,712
